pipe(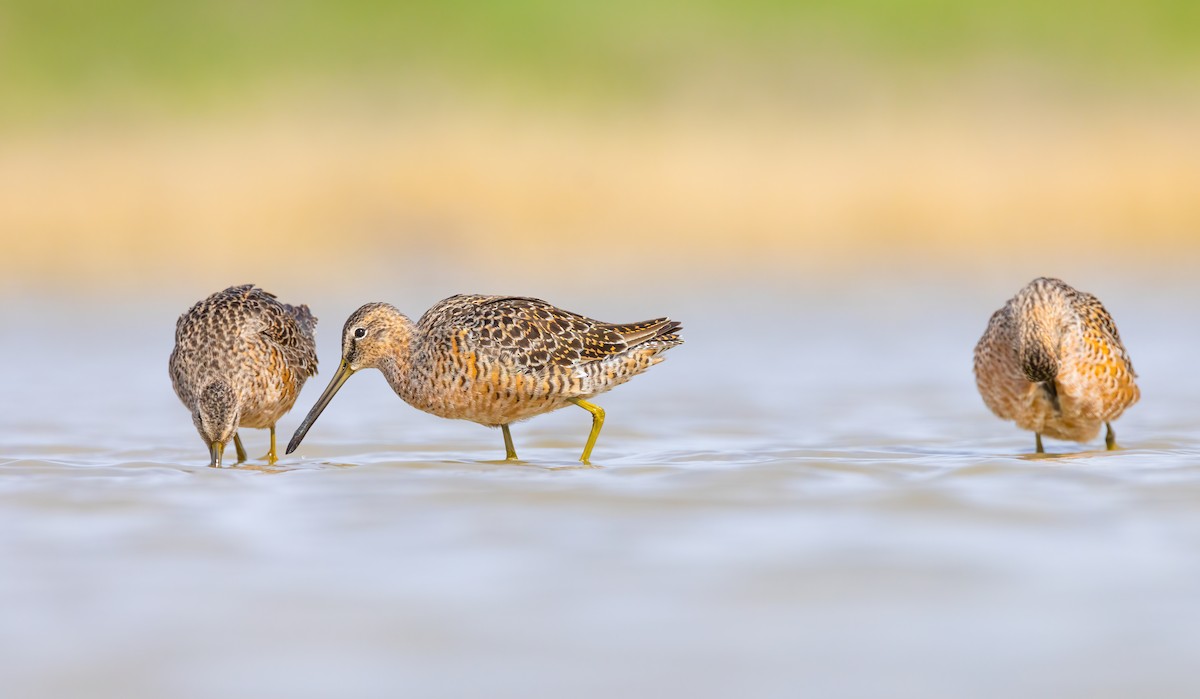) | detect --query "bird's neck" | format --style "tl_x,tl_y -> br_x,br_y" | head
375,320 -> 415,397
377,354 -> 407,394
